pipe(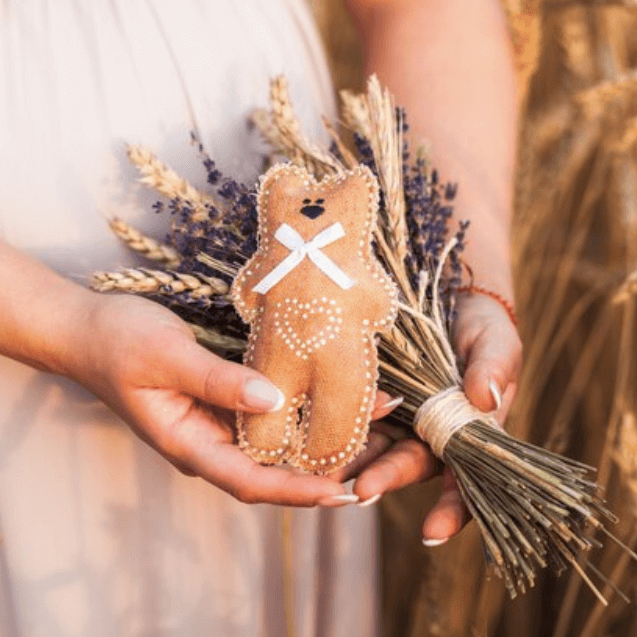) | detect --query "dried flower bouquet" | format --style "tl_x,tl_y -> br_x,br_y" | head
93,76 -> 636,601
